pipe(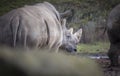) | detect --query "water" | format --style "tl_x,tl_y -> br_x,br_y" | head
77,53 -> 120,59
88,55 -> 109,59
